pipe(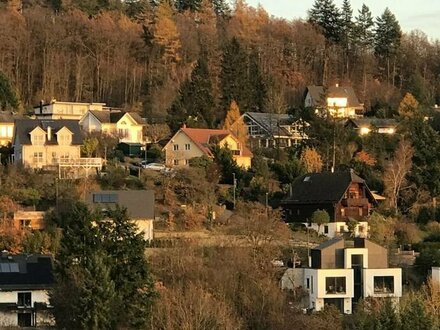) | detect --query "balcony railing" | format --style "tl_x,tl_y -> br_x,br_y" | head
58,158 -> 102,166
341,198 -> 369,207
